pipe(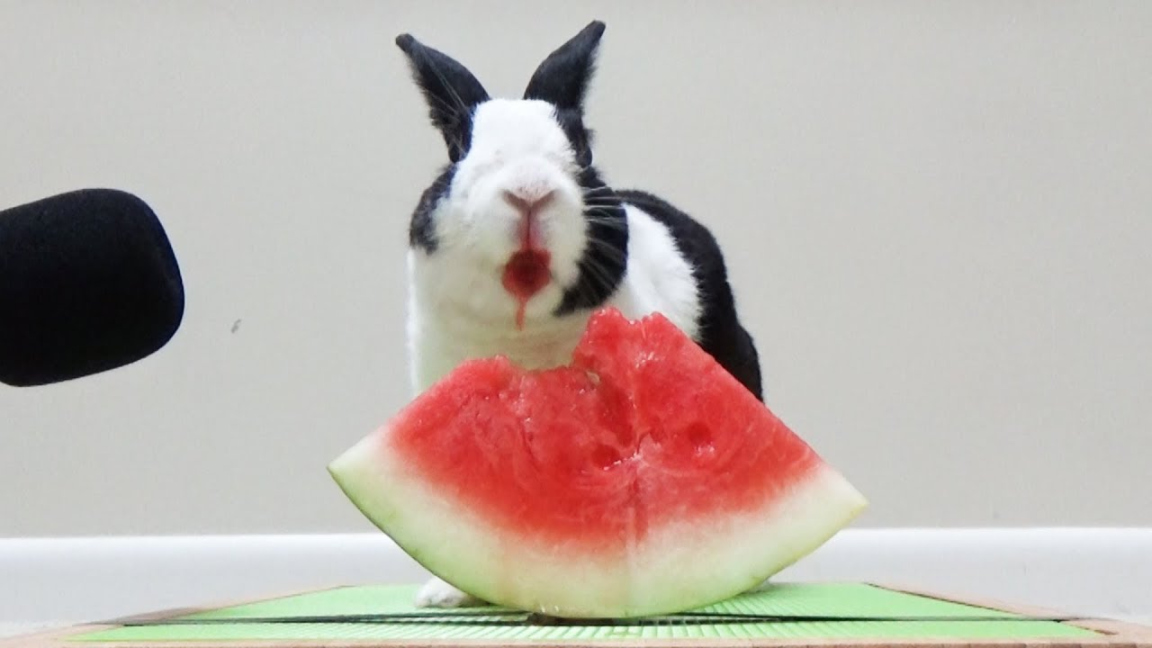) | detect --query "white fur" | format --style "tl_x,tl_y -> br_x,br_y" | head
404,99 -> 701,608
414,576 -> 485,608
608,204 -> 701,340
